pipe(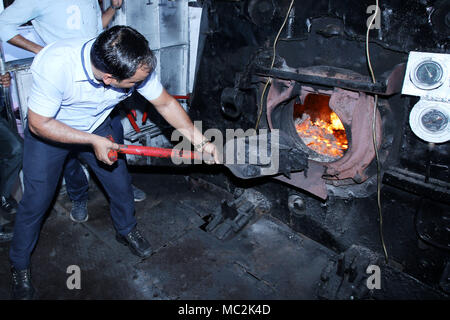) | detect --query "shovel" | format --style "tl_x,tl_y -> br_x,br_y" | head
106,132 -> 309,180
